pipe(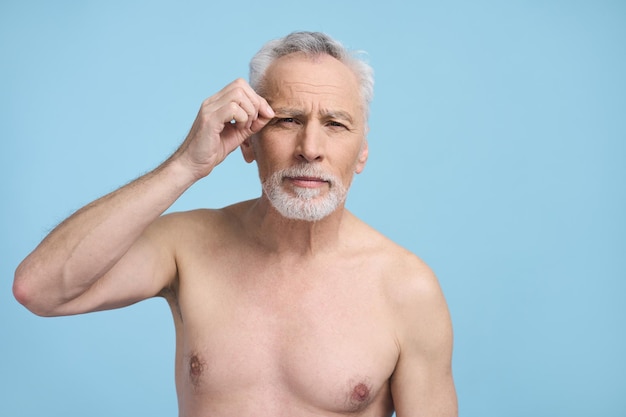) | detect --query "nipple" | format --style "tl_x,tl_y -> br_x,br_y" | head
351,382 -> 370,403
189,353 -> 205,386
